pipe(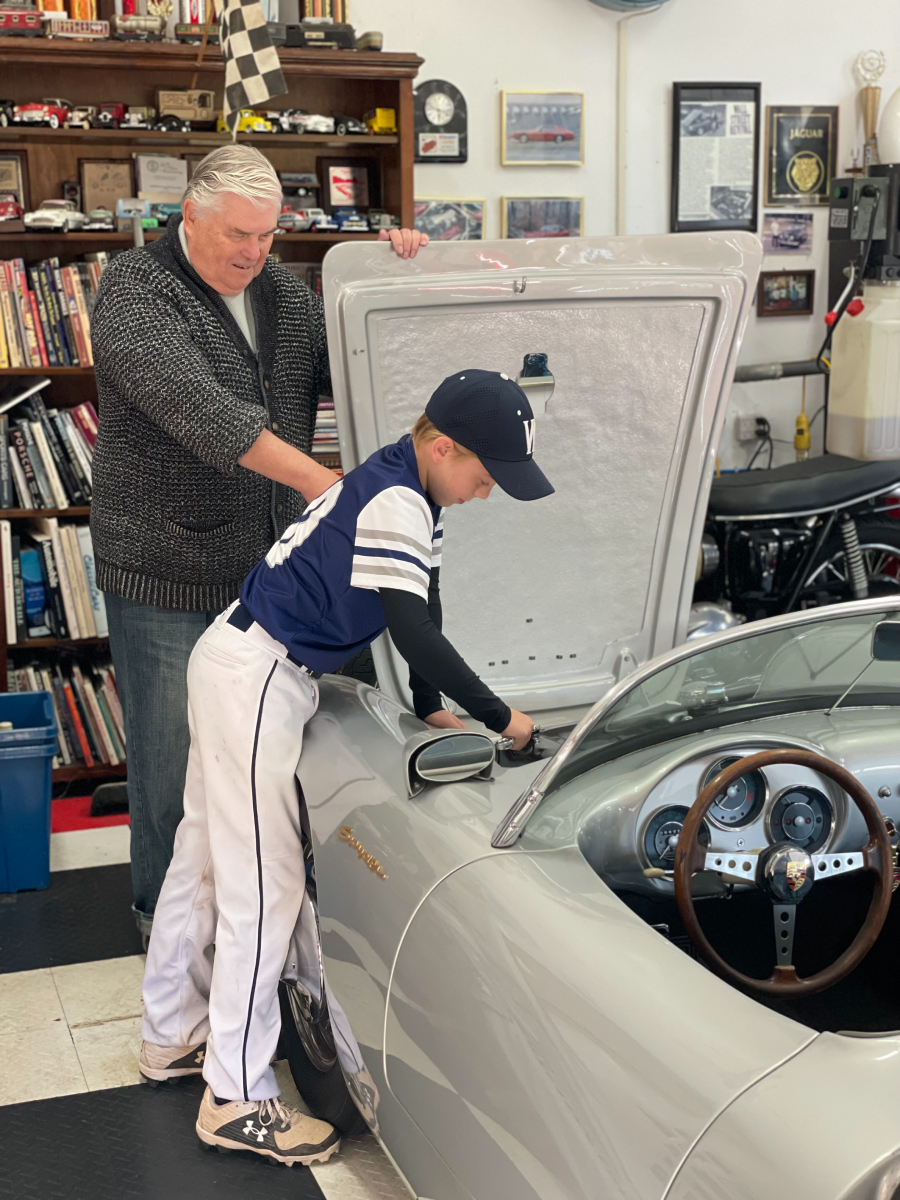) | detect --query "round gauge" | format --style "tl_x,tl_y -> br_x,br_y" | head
701,757 -> 767,828
644,805 -> 710,870
424,92 -> 455,126
767,785 -> 832,852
